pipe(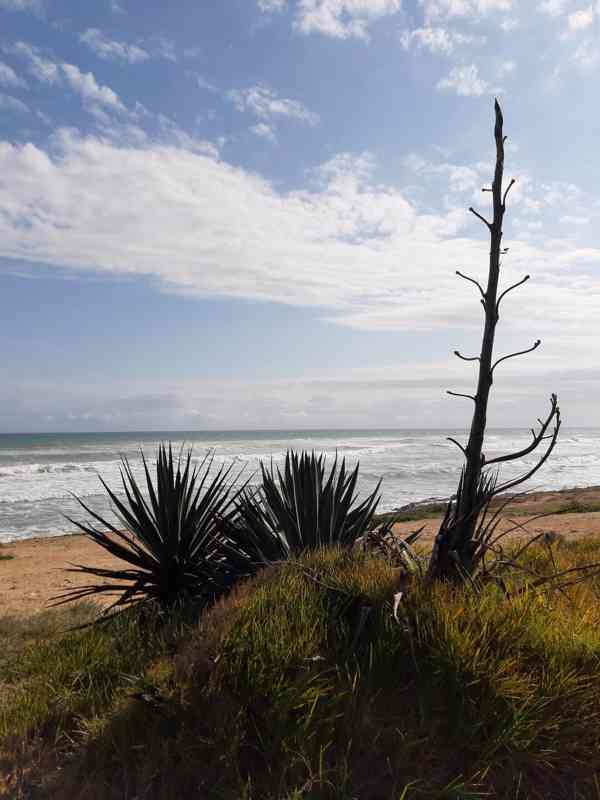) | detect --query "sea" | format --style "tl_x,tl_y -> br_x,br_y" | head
1,428 -> 599,543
